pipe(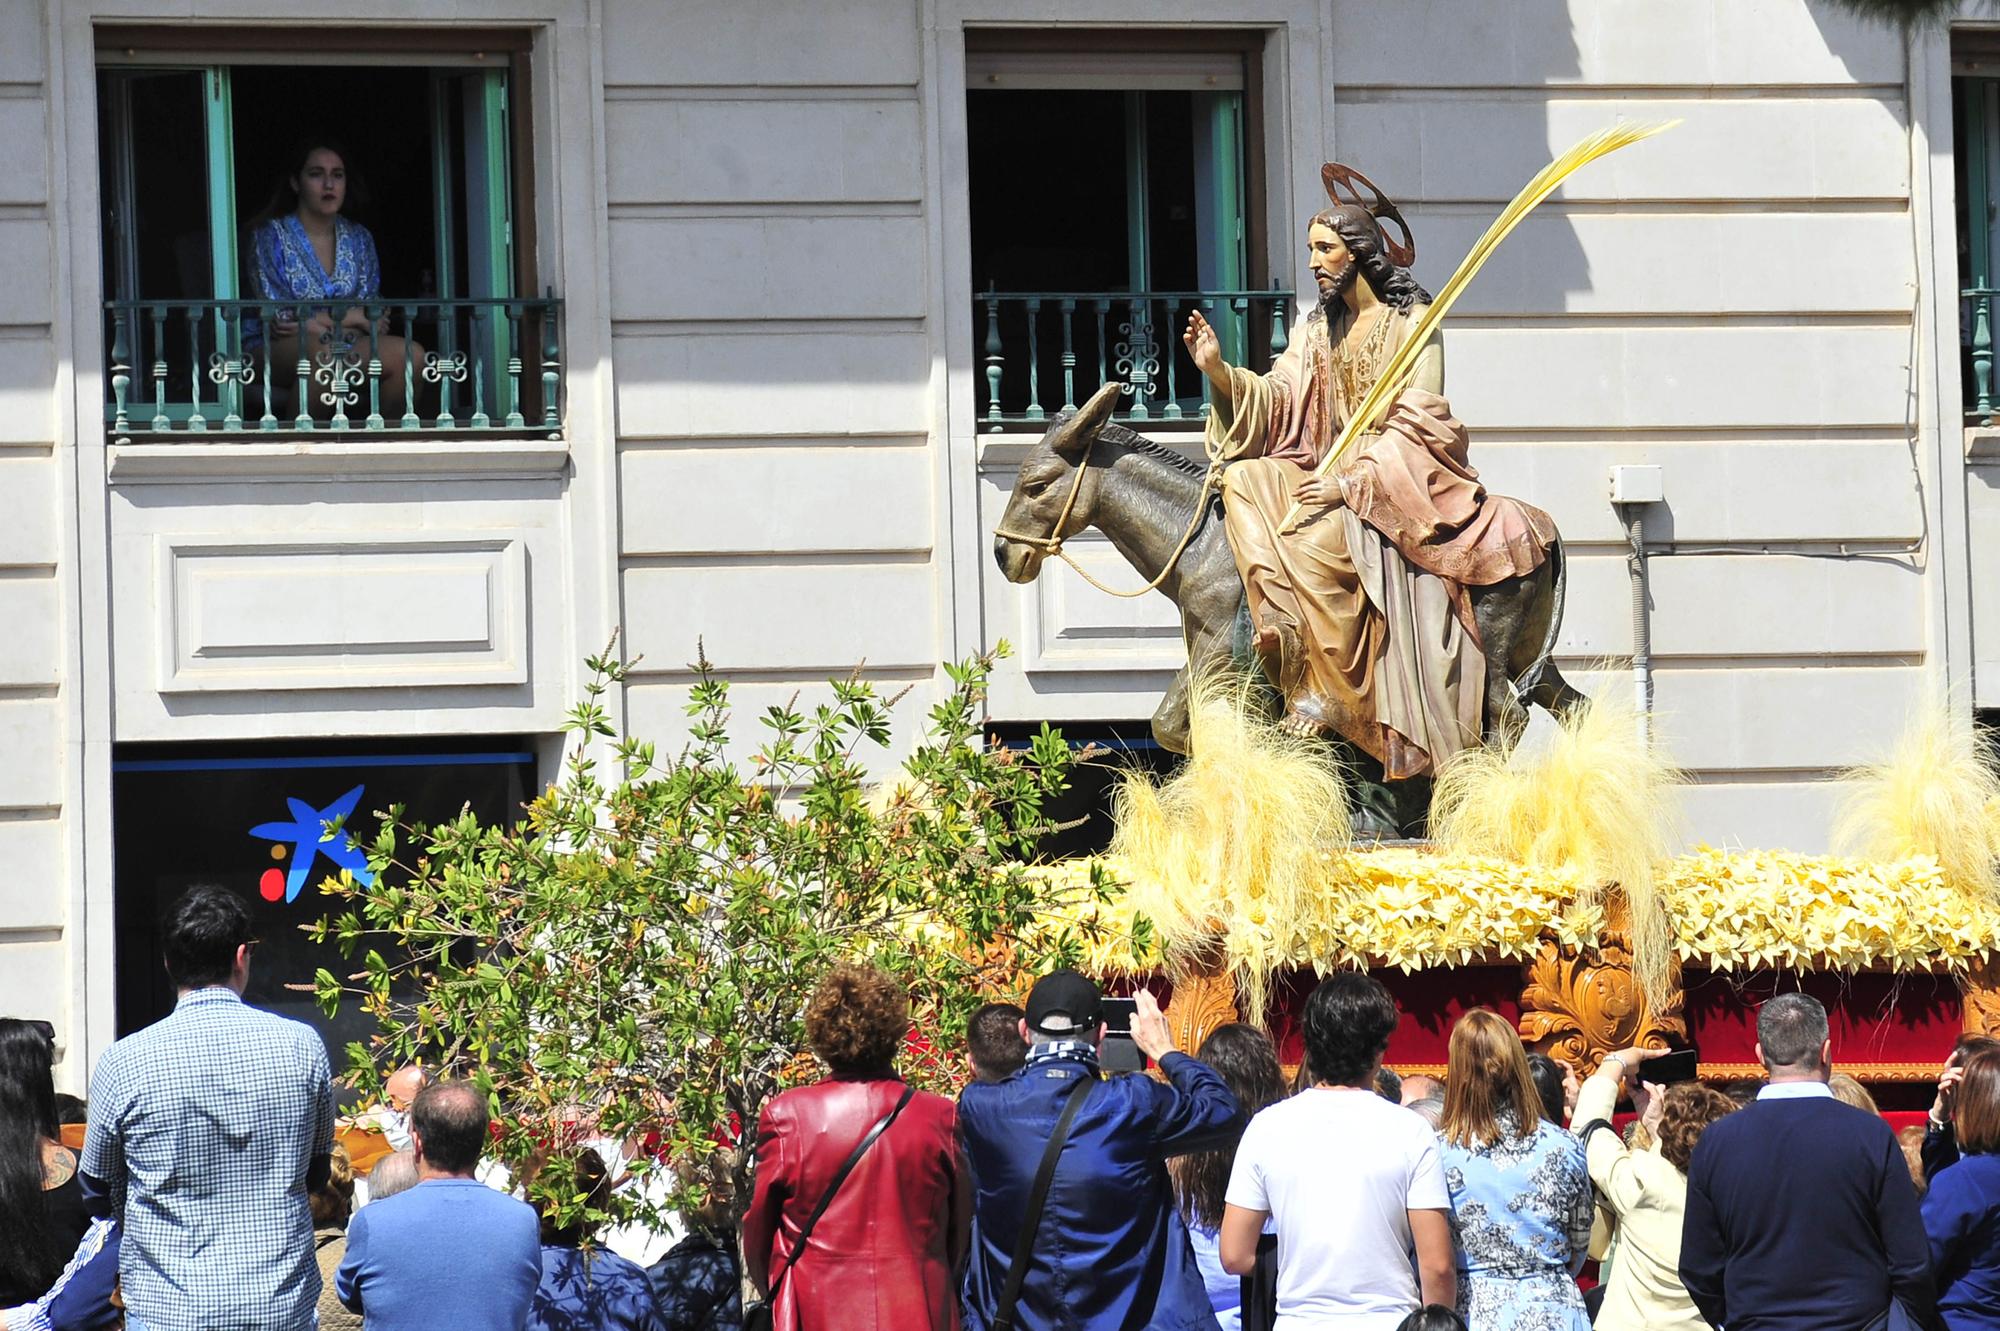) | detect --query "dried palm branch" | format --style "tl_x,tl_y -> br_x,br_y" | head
1429,692 -> 1684,1012
1107,673 -> 1351,1021
1838,698 -> 2000,909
